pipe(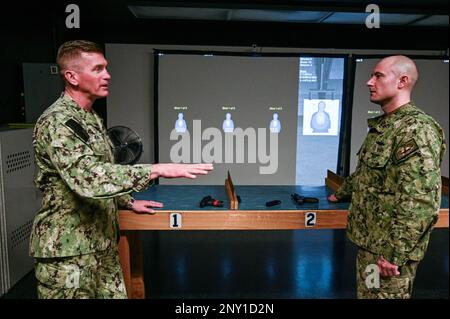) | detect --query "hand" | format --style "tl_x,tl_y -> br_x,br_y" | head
327,194 -> 339,202
131,200 -> 163,215
150,163 -> 214,179
377,256 -> 400,277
